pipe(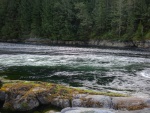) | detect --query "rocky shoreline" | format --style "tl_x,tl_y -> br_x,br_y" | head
0,79 -> 150,113
24,38 -> 150,49
1,38 -> 150,49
